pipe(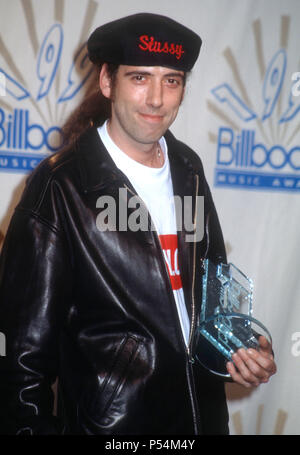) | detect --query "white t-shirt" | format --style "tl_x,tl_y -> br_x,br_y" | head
98,121 -> 190,346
